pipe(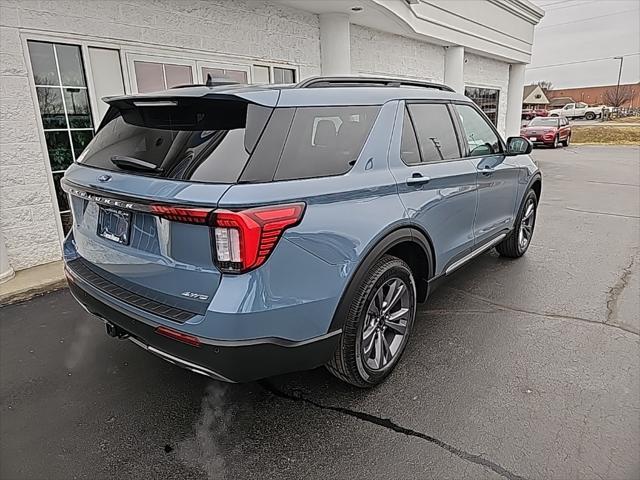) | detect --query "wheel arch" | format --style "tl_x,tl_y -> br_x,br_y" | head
328,226 -> 435,333
529,173 -> 542,201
